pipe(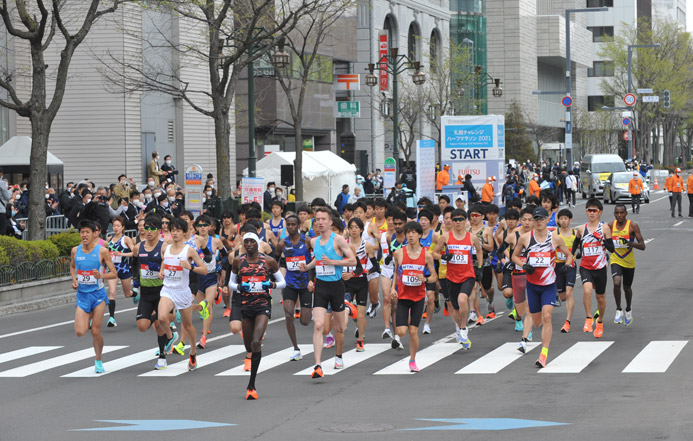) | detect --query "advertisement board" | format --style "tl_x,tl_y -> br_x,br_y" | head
241,177 -> 265,211
184,164 -> 204,218
416,140 -> 436,201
